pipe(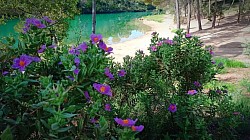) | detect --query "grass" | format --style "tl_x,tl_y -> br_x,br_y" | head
240,79 -> 250,93
214,57 -> 247,68
142,14 -> 165,23
204,80 -> 237,93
